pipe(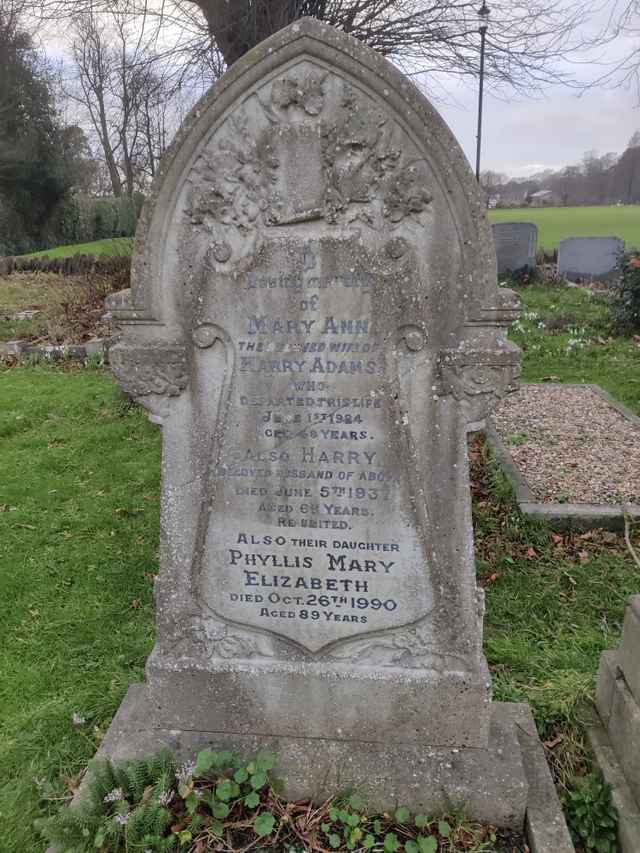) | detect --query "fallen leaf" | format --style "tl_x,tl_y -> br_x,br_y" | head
526,547 -> 538,559
578,550 -> 590,564
541,375 -> 561,382
63,773 -> 84,795
544,735 -> 563,749
131,599 -> 141,609
0,504 -> 7,512
551,533 -> 563,544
